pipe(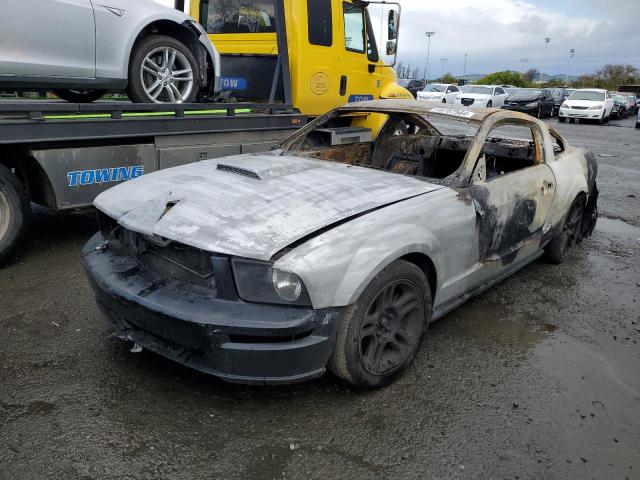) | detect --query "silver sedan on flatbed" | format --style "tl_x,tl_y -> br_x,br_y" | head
82,100 -> 599,388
